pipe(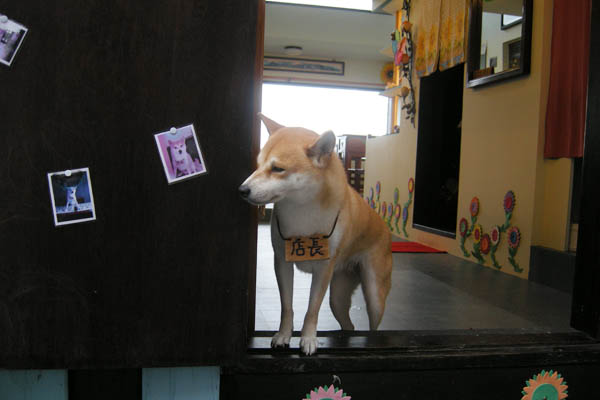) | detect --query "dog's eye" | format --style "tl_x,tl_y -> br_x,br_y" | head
271,166 -> 285,173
